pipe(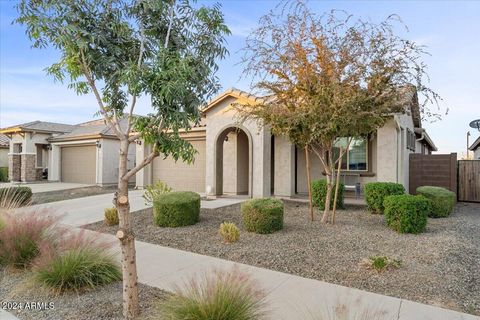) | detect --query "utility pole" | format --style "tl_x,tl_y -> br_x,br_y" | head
467,131 -> 471,159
